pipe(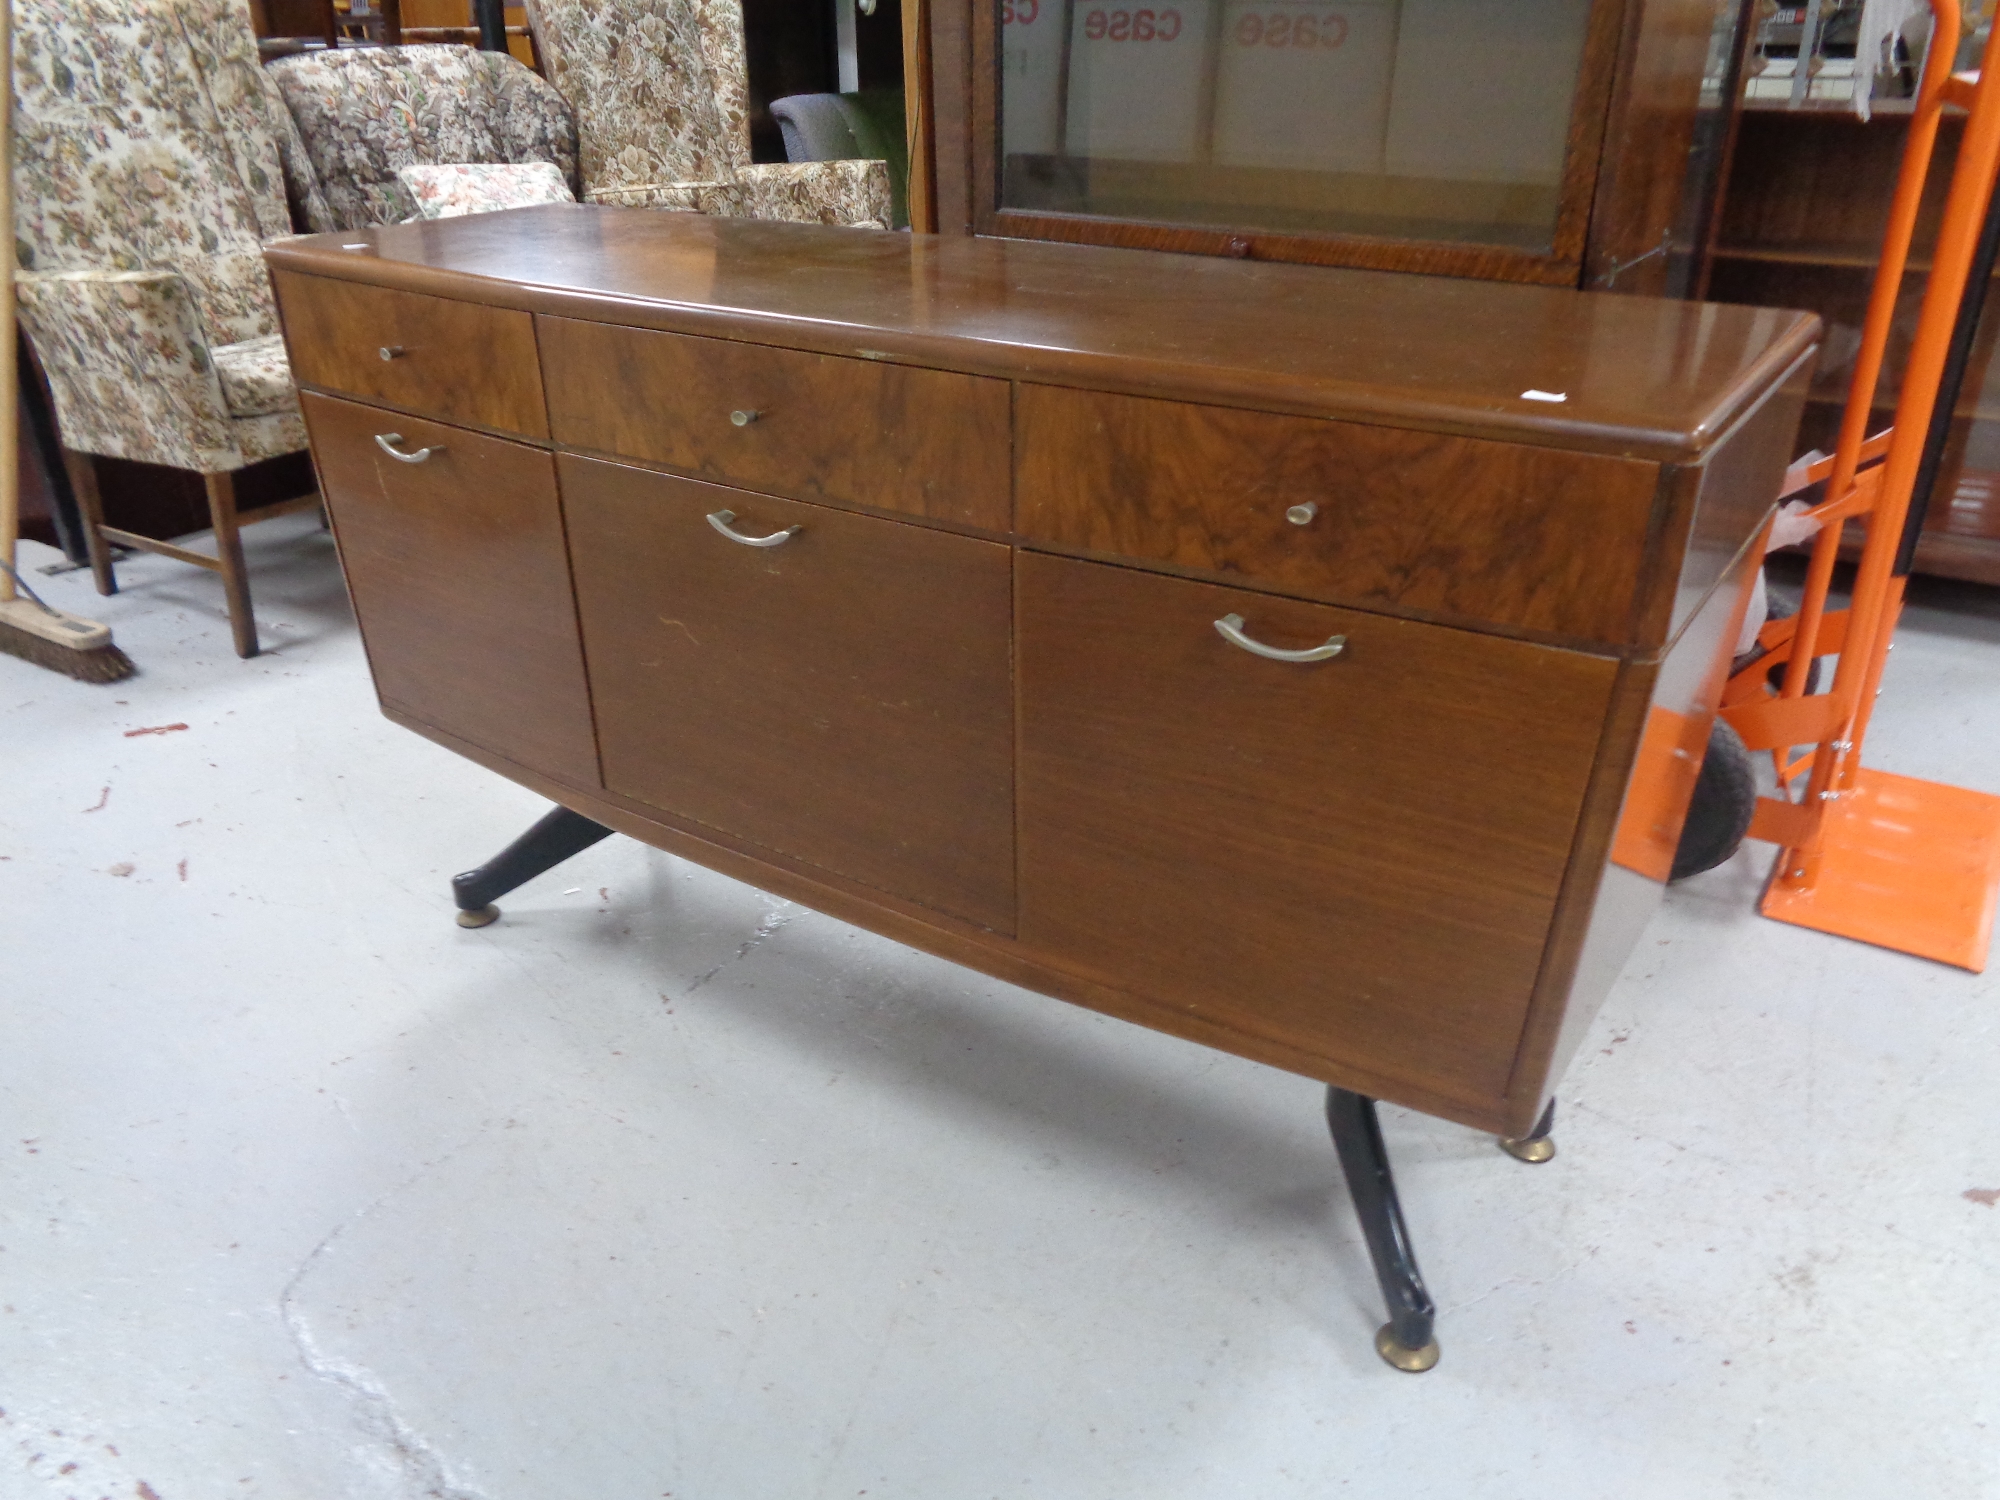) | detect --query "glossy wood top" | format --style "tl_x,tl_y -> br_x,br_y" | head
267,205 -> 1820,462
